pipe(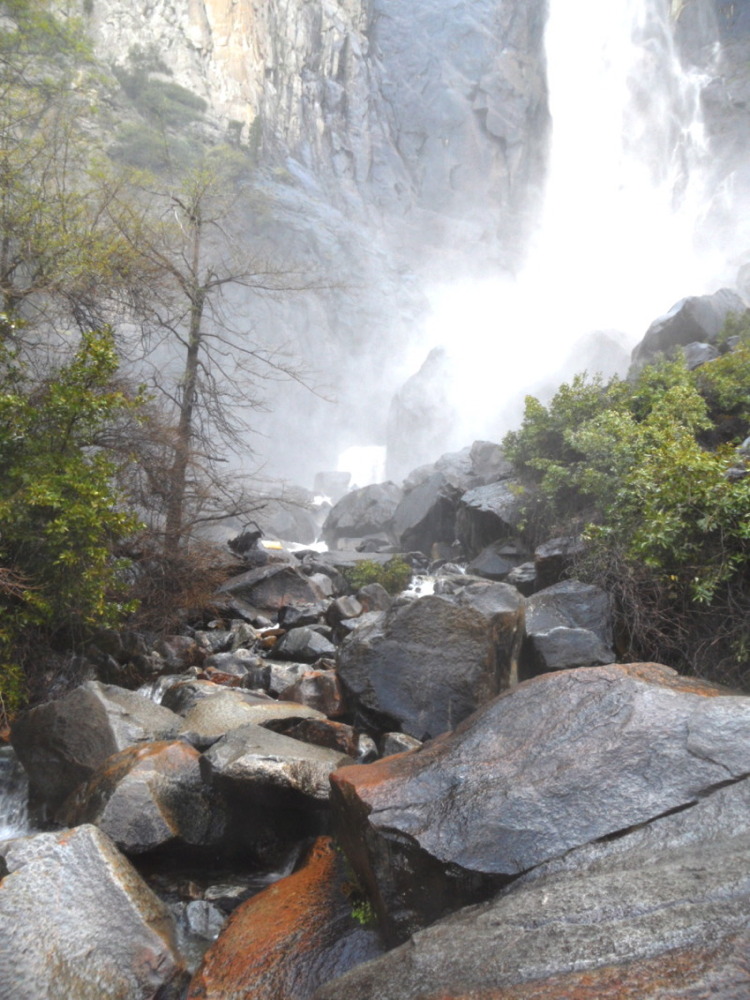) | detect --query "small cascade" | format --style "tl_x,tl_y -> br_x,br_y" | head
0,746 -> 31,841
